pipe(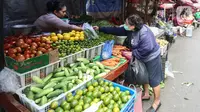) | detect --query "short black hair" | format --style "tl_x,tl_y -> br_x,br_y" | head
46,0 -> 66,12
126,14 -> 144,31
